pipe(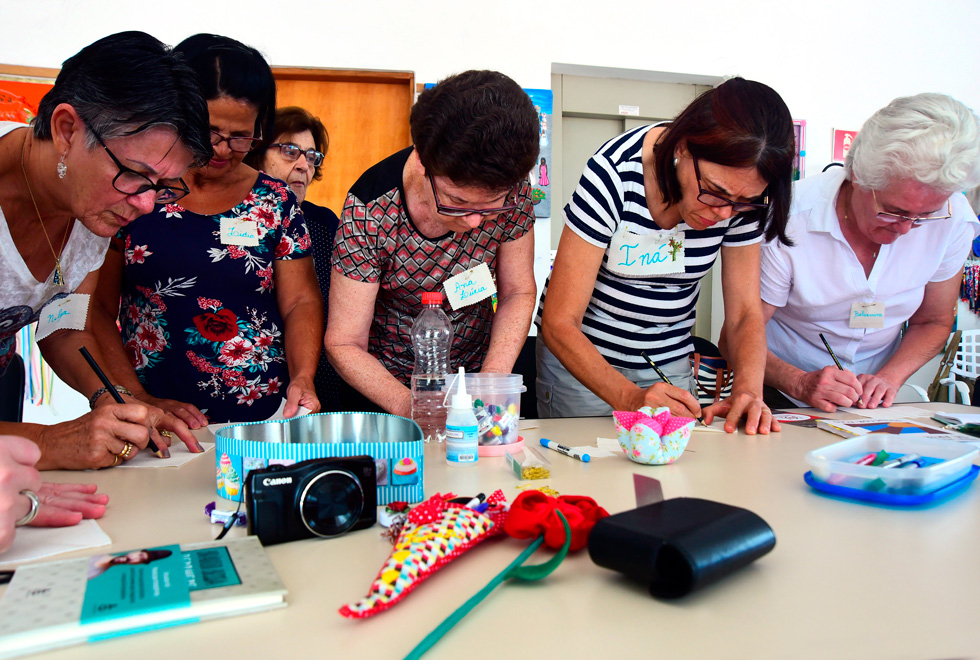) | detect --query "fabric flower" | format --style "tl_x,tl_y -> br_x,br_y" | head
503,490 -> 608,552
193,309 -> 239,342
